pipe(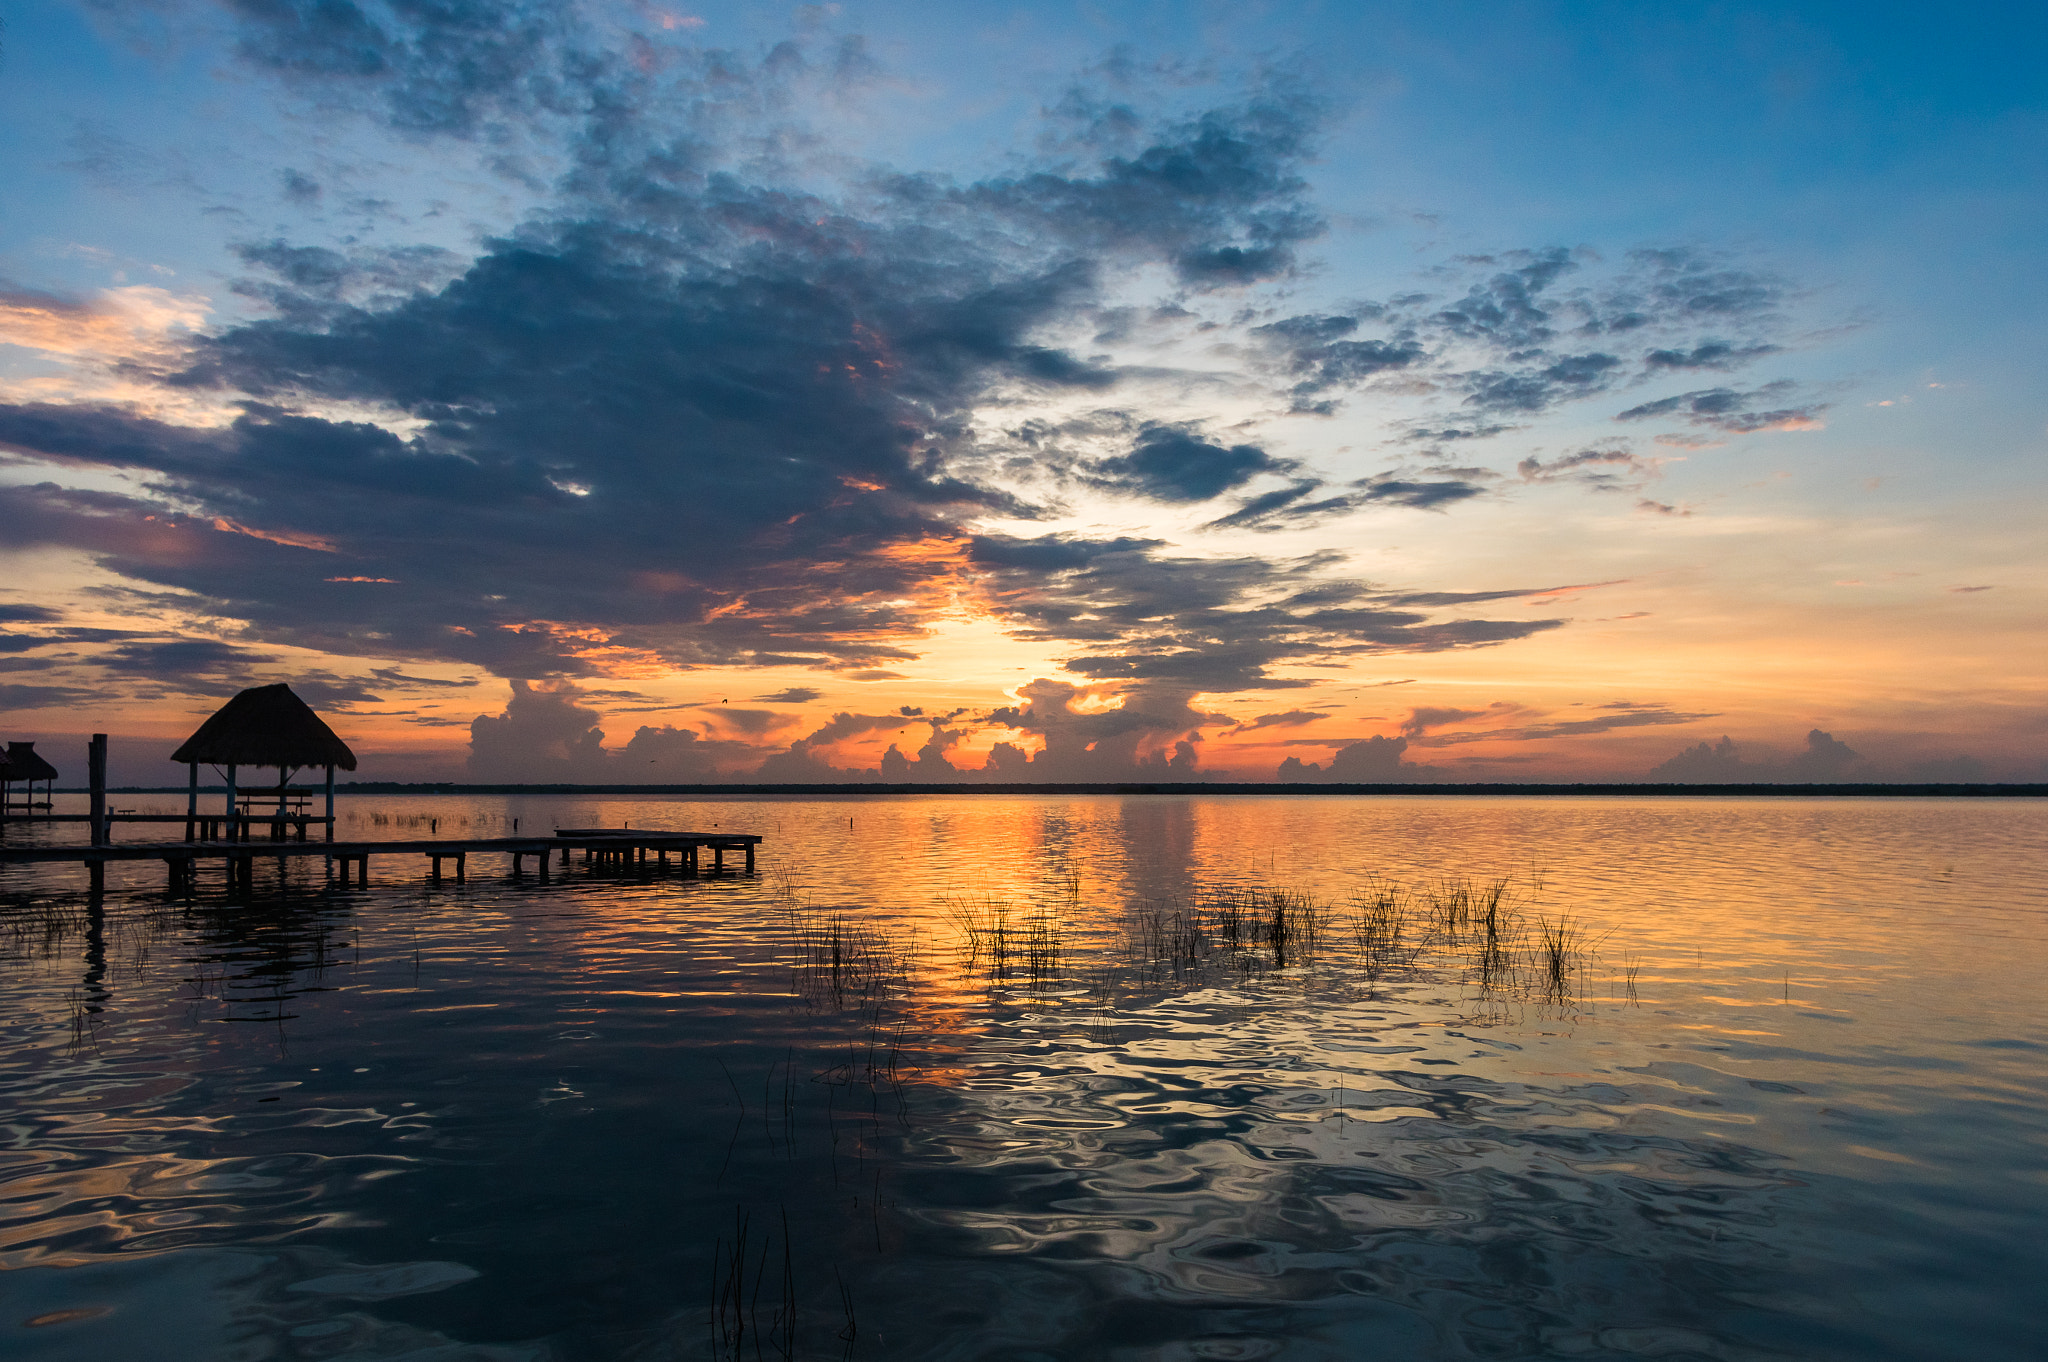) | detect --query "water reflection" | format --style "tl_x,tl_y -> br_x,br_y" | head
0,794 -> 2043,1360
